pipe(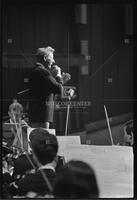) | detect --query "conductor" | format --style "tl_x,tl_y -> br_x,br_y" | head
28,46 -> 71,129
